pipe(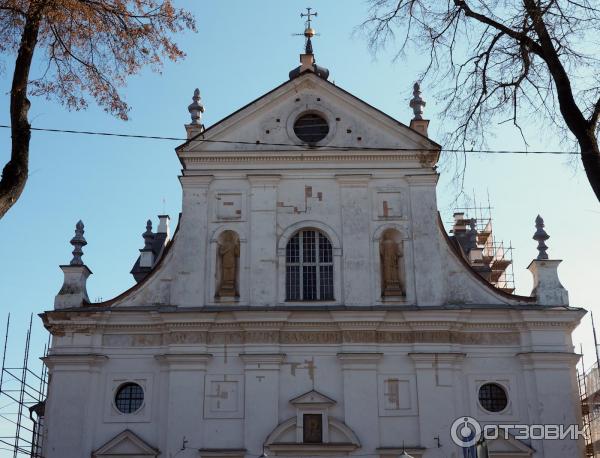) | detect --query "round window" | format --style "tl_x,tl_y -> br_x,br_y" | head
115,382 -> 144,414
478,383 -> 508,413
293,113 -> 329,143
